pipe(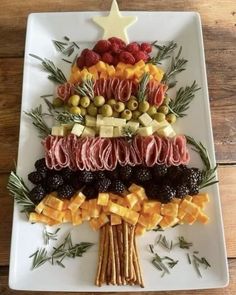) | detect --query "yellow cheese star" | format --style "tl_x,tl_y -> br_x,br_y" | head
92,0 -> 137,43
